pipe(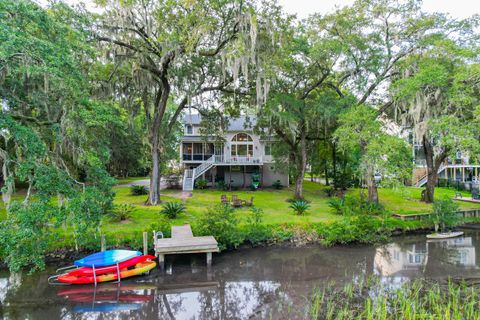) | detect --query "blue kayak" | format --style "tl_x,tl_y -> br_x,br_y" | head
73,303 -> 142,313
74,250 -> 142,267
